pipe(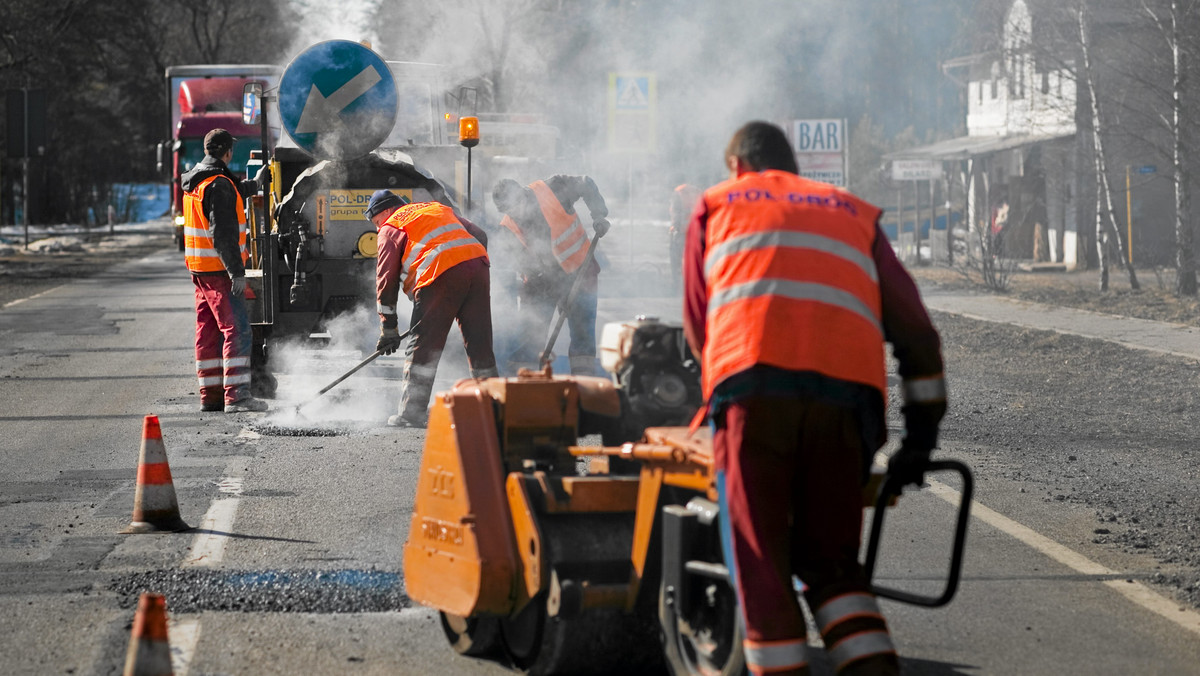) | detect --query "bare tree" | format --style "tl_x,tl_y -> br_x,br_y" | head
1144,0 -> 1199,295
1078,1 -> 1140,291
